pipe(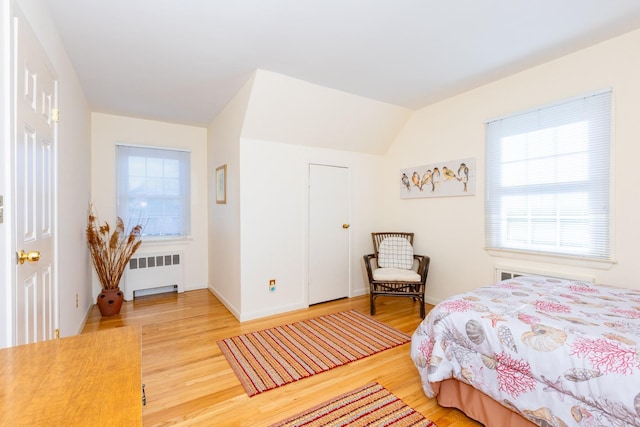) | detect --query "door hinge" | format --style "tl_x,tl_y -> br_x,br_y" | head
55,328 -> 60,339
52,108 -> 60,123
